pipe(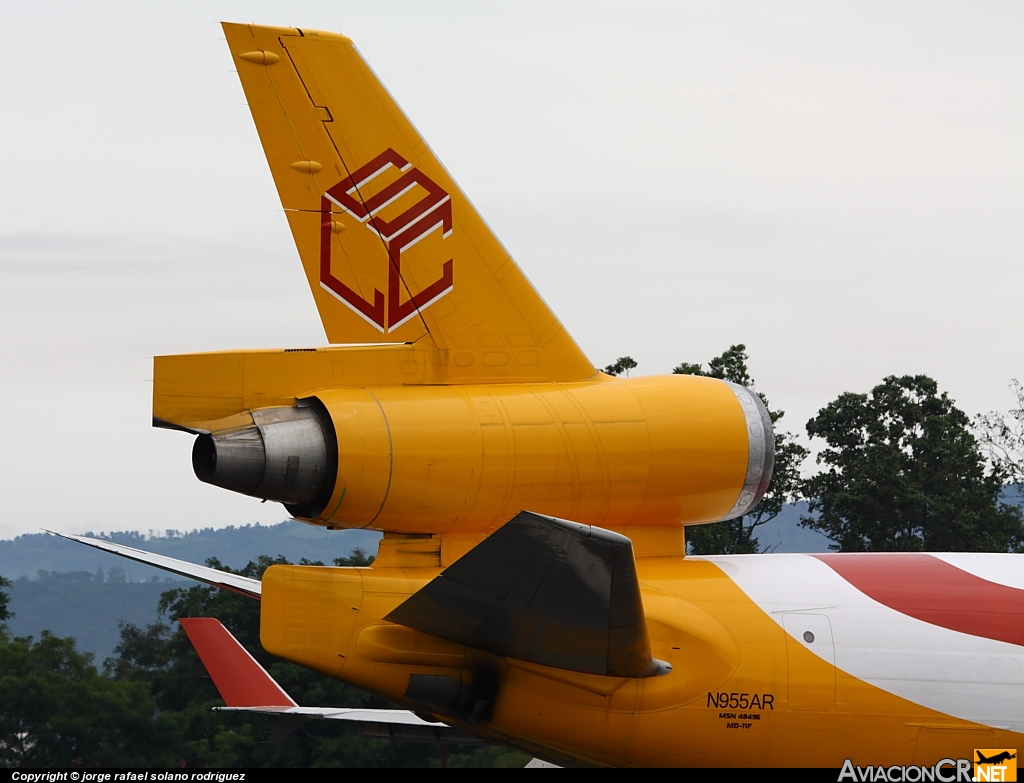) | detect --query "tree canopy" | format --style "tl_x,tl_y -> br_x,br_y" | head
975,378 -> 1024,485
673,345 -> 808,554
603,356 -> 638,377
0,630 -> 179,767
801,375 -> 1024,552
0,575 -> 11,625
